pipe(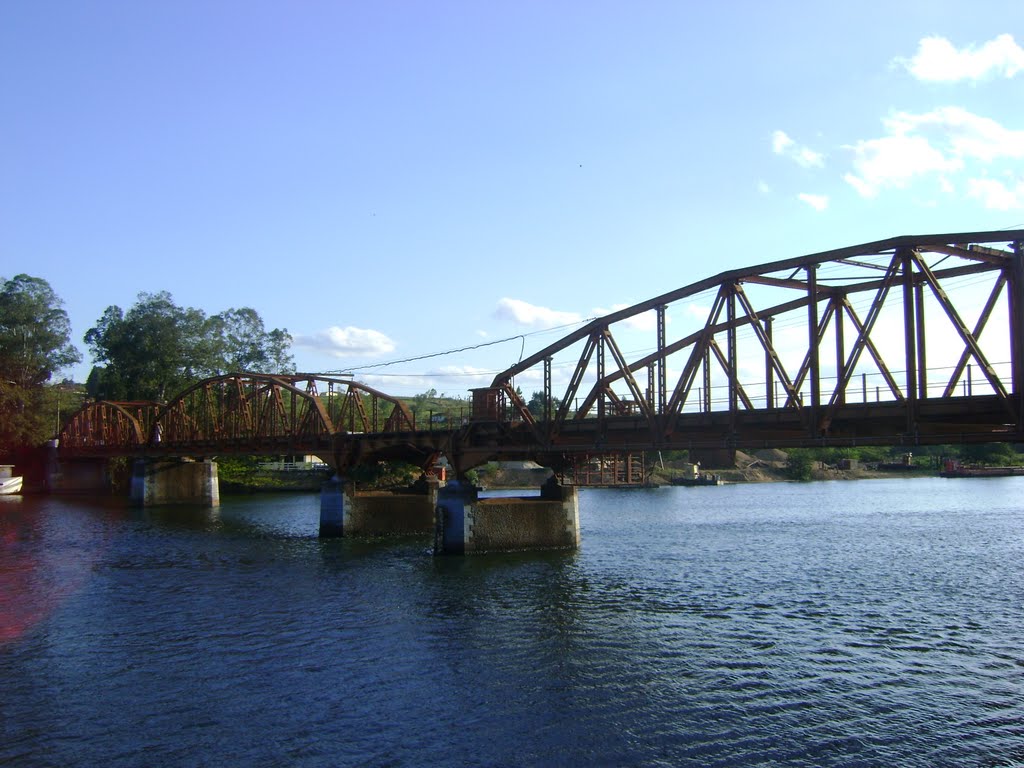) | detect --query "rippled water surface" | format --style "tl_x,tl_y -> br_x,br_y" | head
2,478 -> 1024,767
